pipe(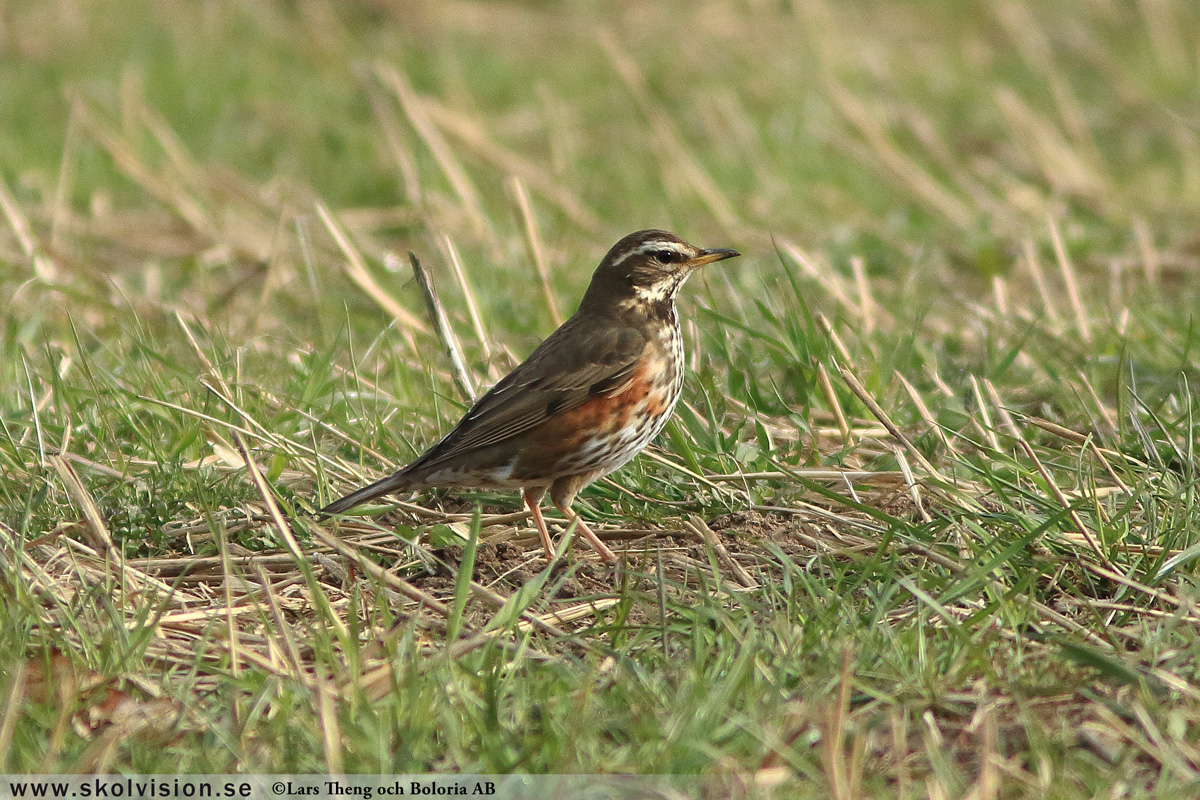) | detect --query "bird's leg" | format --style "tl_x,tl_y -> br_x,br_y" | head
522,486 -> 556,561
549,476 -> 618,562
556,504 -> 618,563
